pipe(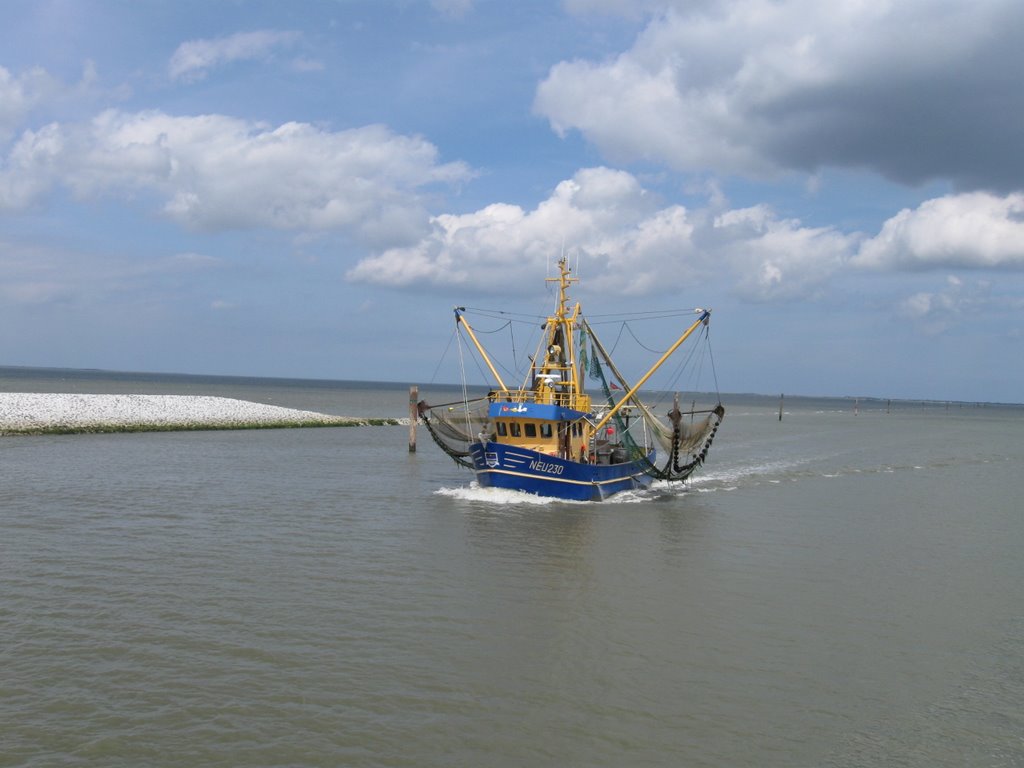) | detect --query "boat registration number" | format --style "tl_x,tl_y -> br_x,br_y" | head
529,459 -> 564,475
